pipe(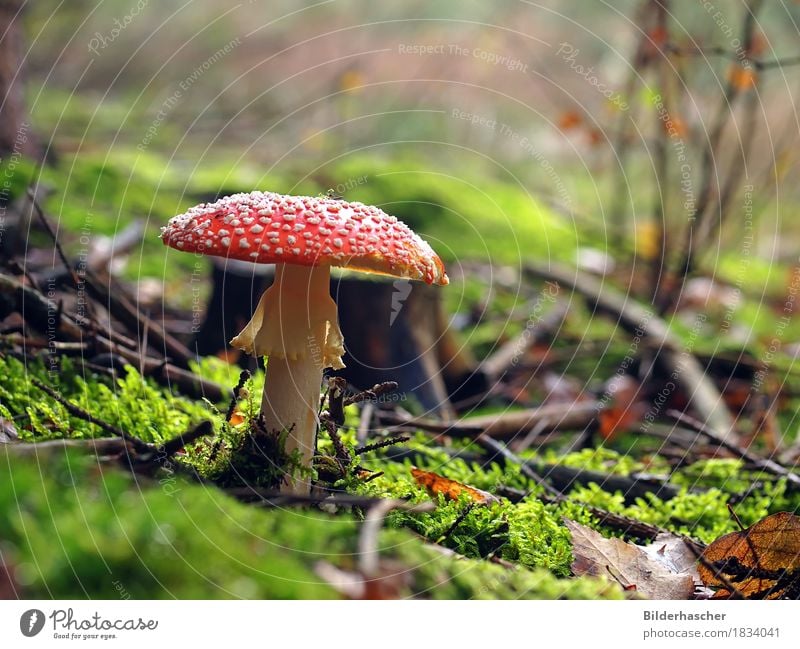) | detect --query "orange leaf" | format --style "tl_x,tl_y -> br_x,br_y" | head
339,68 -> 364,92
228,411 -> 245,426
728,64 -> 758,91
558,110 -> 582,131
698,512 -> 800,599
411,467 -> 498,504
587,128 -> 604,147
650,25 -> 667,46
597,375 -> 646,440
